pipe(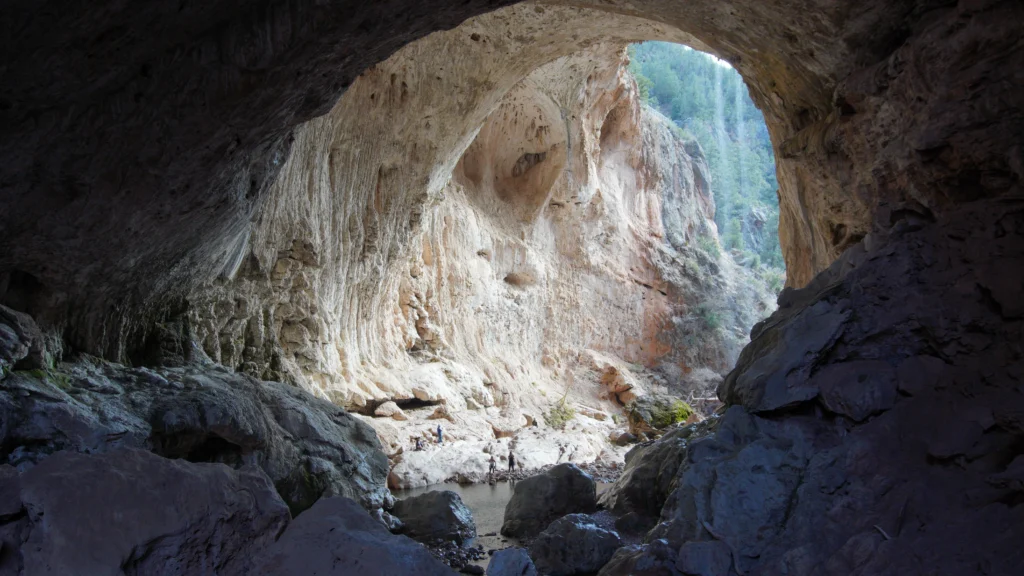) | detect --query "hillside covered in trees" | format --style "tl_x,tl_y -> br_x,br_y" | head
628,42 -> 785,288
